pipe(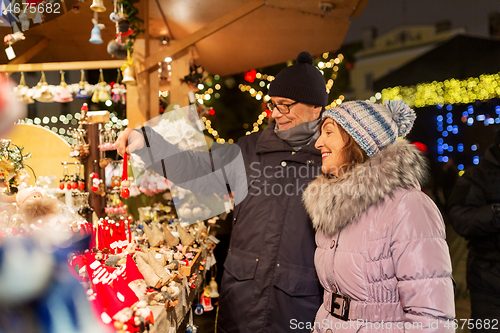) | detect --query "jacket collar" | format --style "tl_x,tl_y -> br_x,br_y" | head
256,120 -> 321,156
302,140 -> 428,237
